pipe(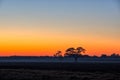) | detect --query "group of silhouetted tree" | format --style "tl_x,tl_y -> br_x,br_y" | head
54,46 -> 120,61
0,46 -> 119,62
64,47 -> 86,61
54,47 -> 86,61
